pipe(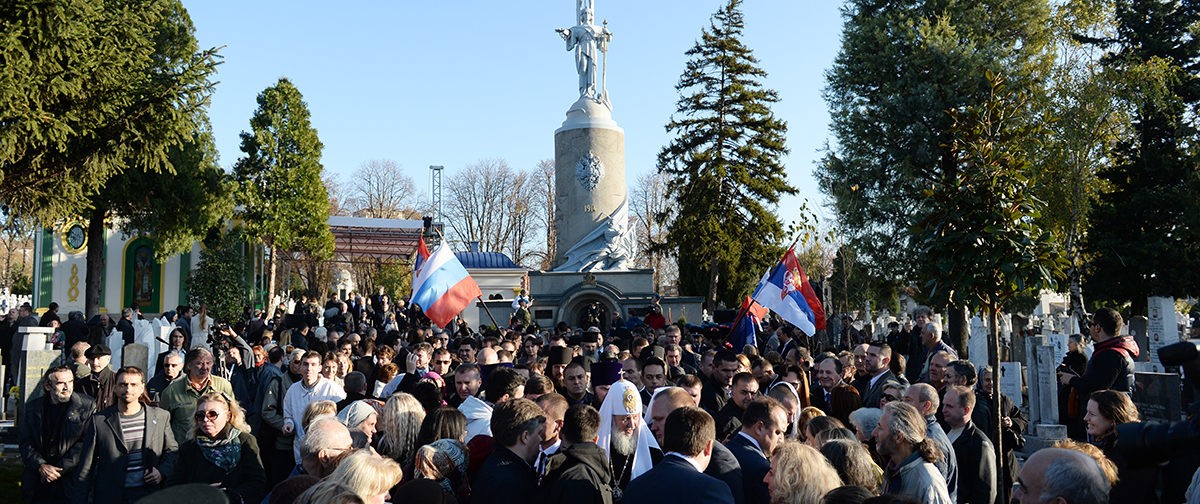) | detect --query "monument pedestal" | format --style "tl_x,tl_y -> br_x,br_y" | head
529,269 -> 702,333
